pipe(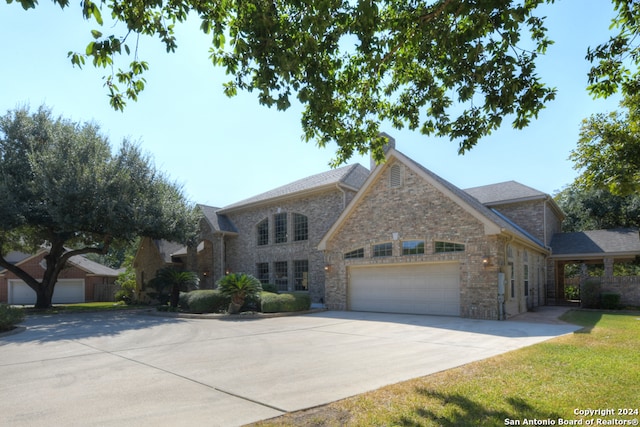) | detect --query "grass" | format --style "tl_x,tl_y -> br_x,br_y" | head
252,310 -> 640,427
23,301 -> 147,314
